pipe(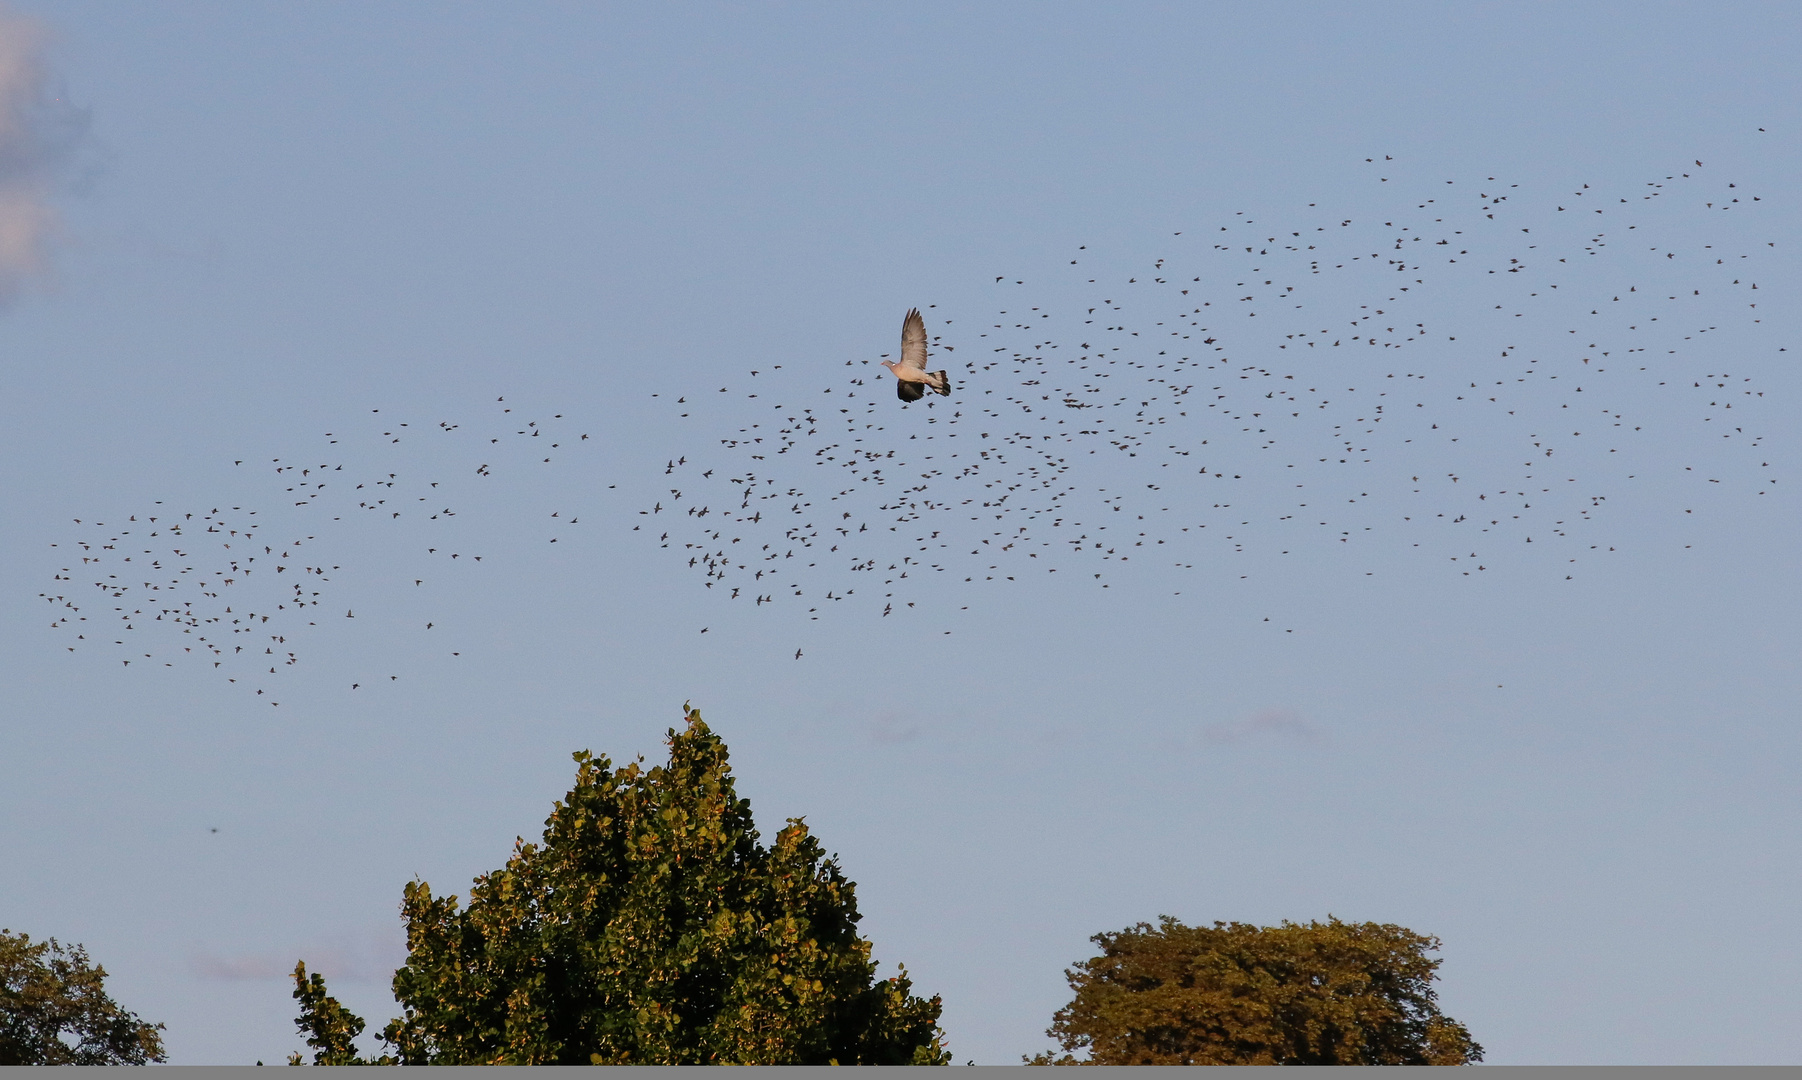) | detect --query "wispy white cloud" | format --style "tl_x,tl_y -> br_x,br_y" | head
1202,708 -> 1320,745
0,6 -> 87,305
869,709 -> 924,744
